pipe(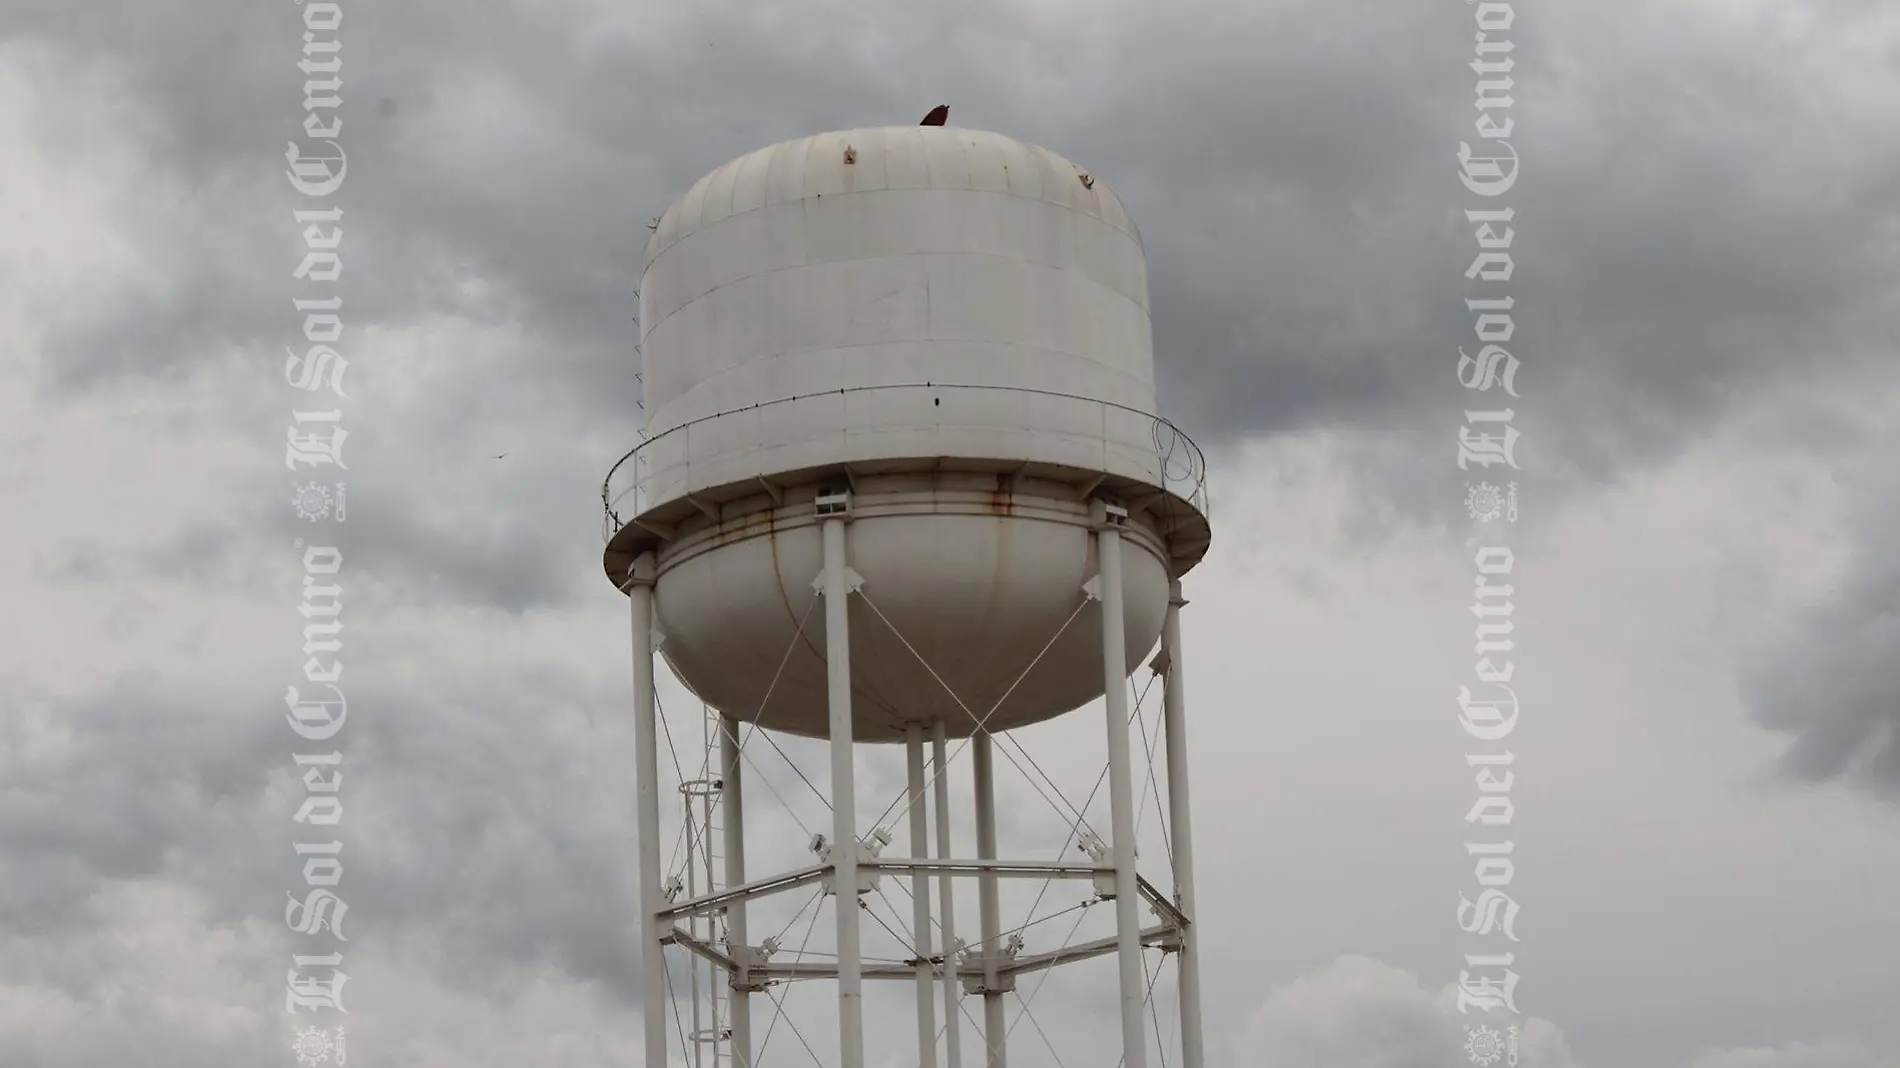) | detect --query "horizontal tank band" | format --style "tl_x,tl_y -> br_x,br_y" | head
606,462 -> 1210,593
649,474 -> 1176,580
